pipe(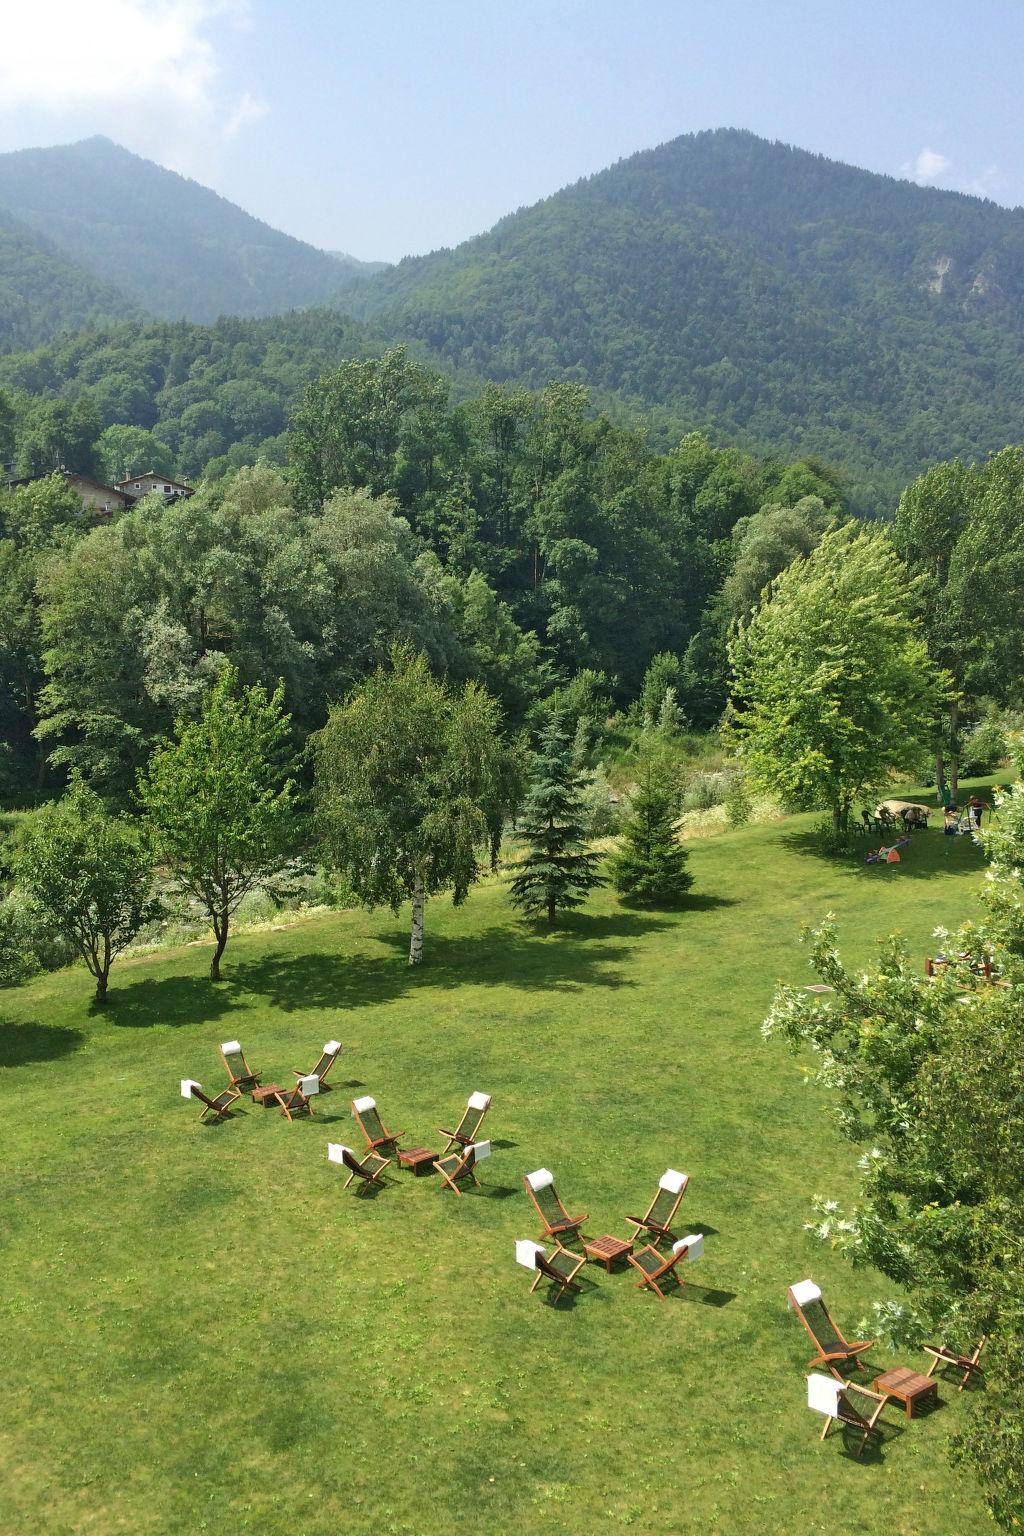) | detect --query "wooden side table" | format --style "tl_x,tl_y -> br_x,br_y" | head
584,1234 -> 633,1271
398,1146 -> 437,1176
873,1367 -> 939,1418
251,1083 -> 286,1107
